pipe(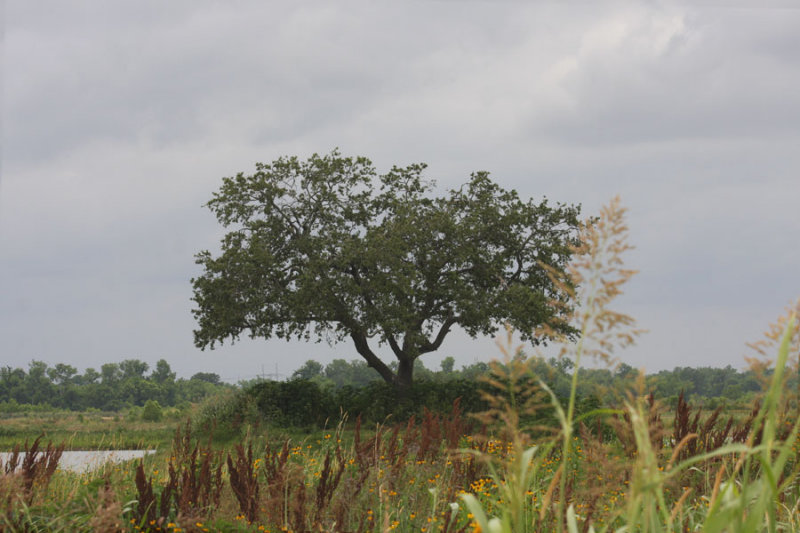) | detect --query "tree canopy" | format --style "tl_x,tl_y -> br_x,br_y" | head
0,359 -> 228,412
191,151 -> 582,387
